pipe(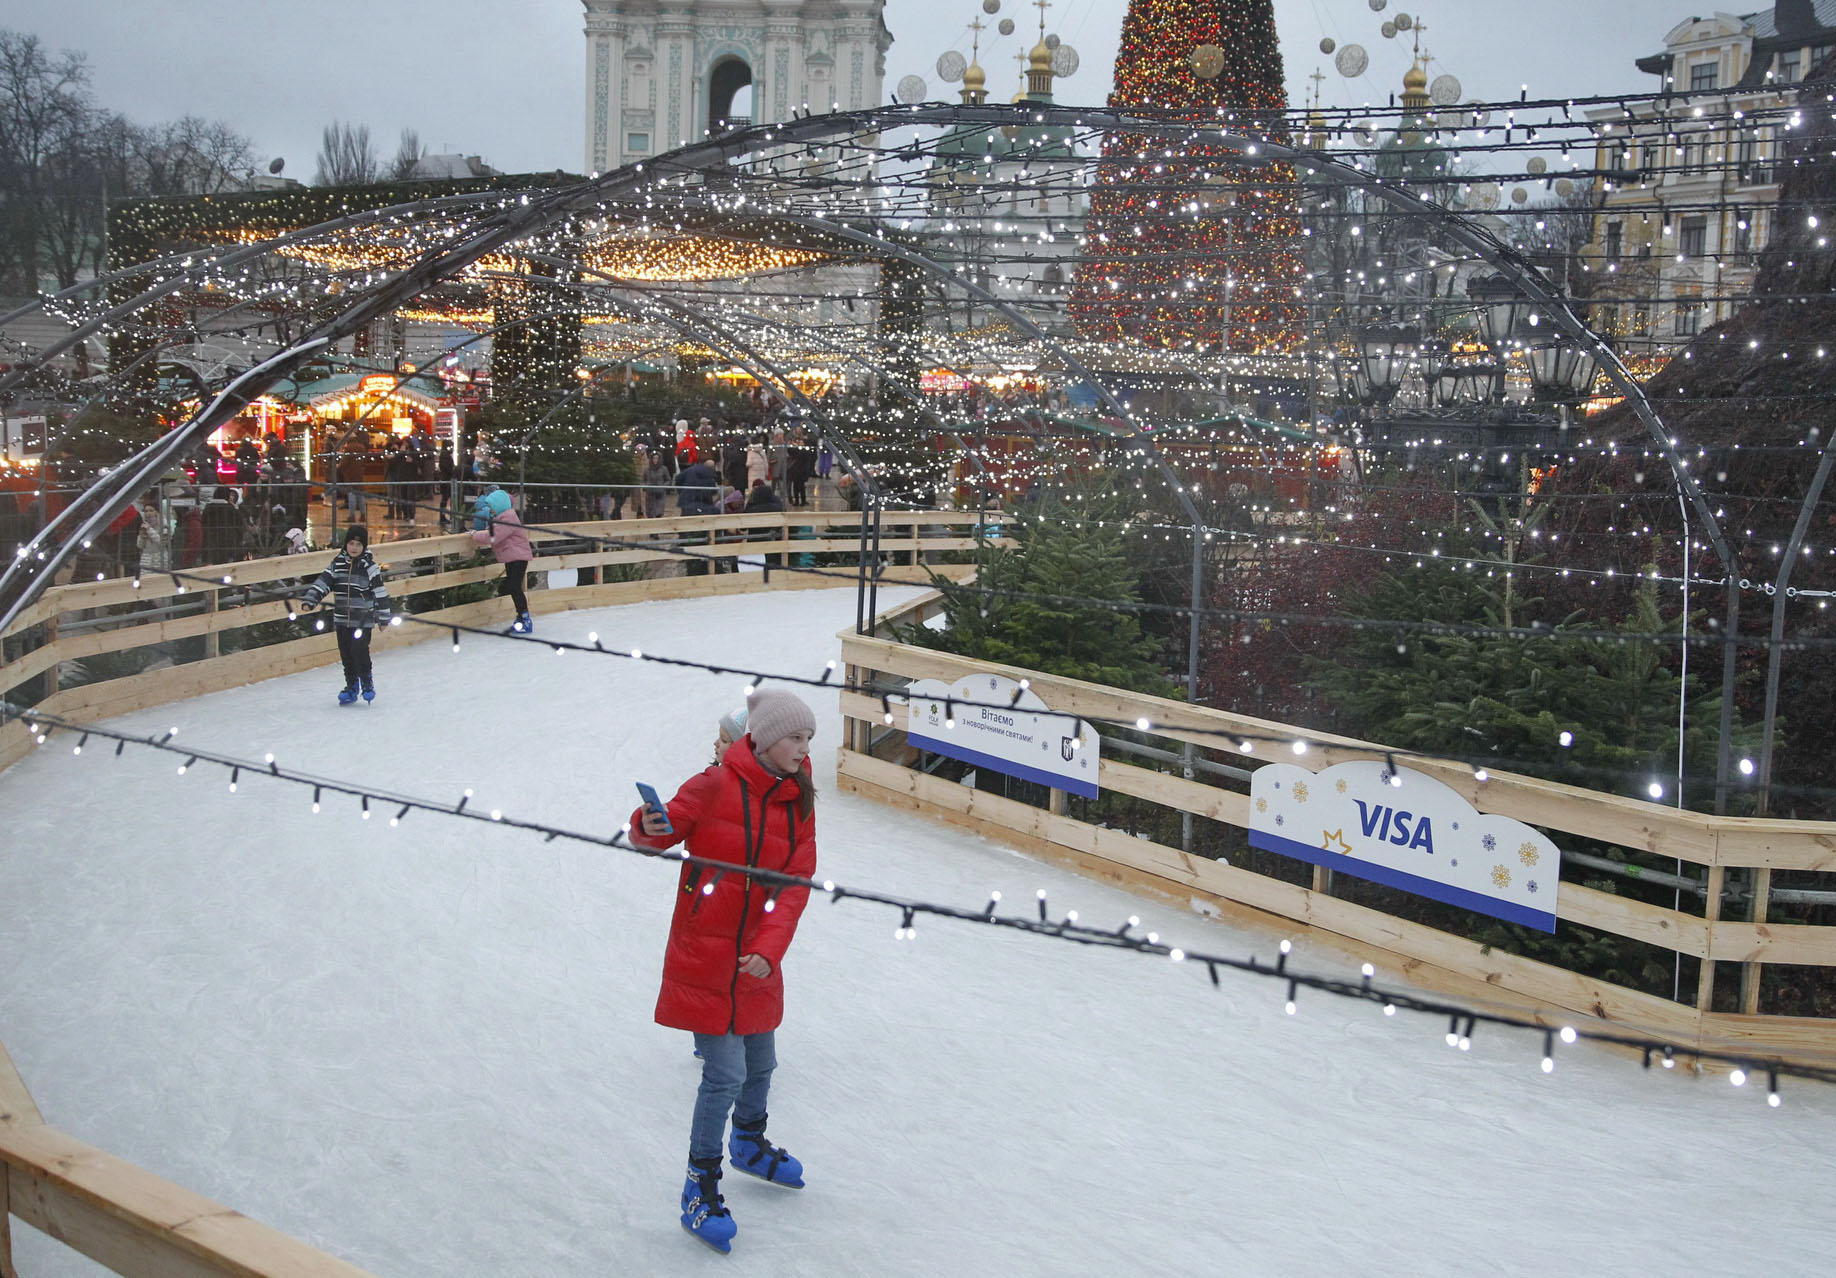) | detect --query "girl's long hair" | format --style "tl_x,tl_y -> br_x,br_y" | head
795,759 -> 816,820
